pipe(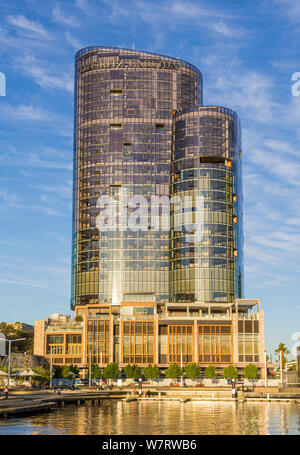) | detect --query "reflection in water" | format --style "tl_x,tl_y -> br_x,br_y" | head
0,401 -> 300,435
